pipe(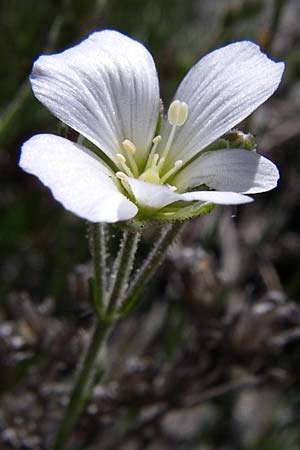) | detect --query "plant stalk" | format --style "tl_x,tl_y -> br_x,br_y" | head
119,221 -> 184,315
90,223 -> 107,315
52,222 -> 181,449
51,320 -> 111,450
106,230 -> 141,315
